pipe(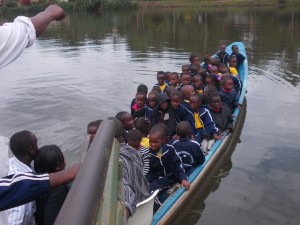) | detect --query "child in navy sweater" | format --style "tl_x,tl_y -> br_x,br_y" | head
219,77 -> 241,112
172,121 -> 205,176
